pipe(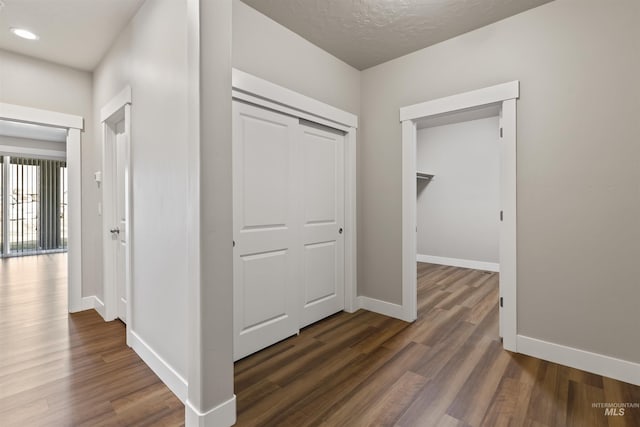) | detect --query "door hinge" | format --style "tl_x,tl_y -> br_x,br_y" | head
500,127 -> 503,138
500,210 -> 503,222
500,297 -> 503,308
